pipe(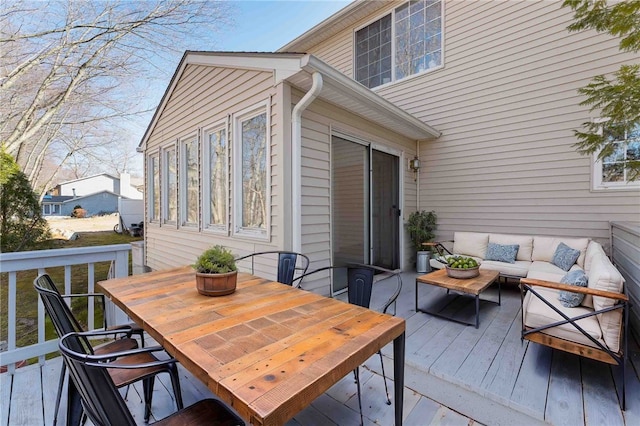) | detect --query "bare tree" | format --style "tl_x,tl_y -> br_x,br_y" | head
0,0 -> 231,193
